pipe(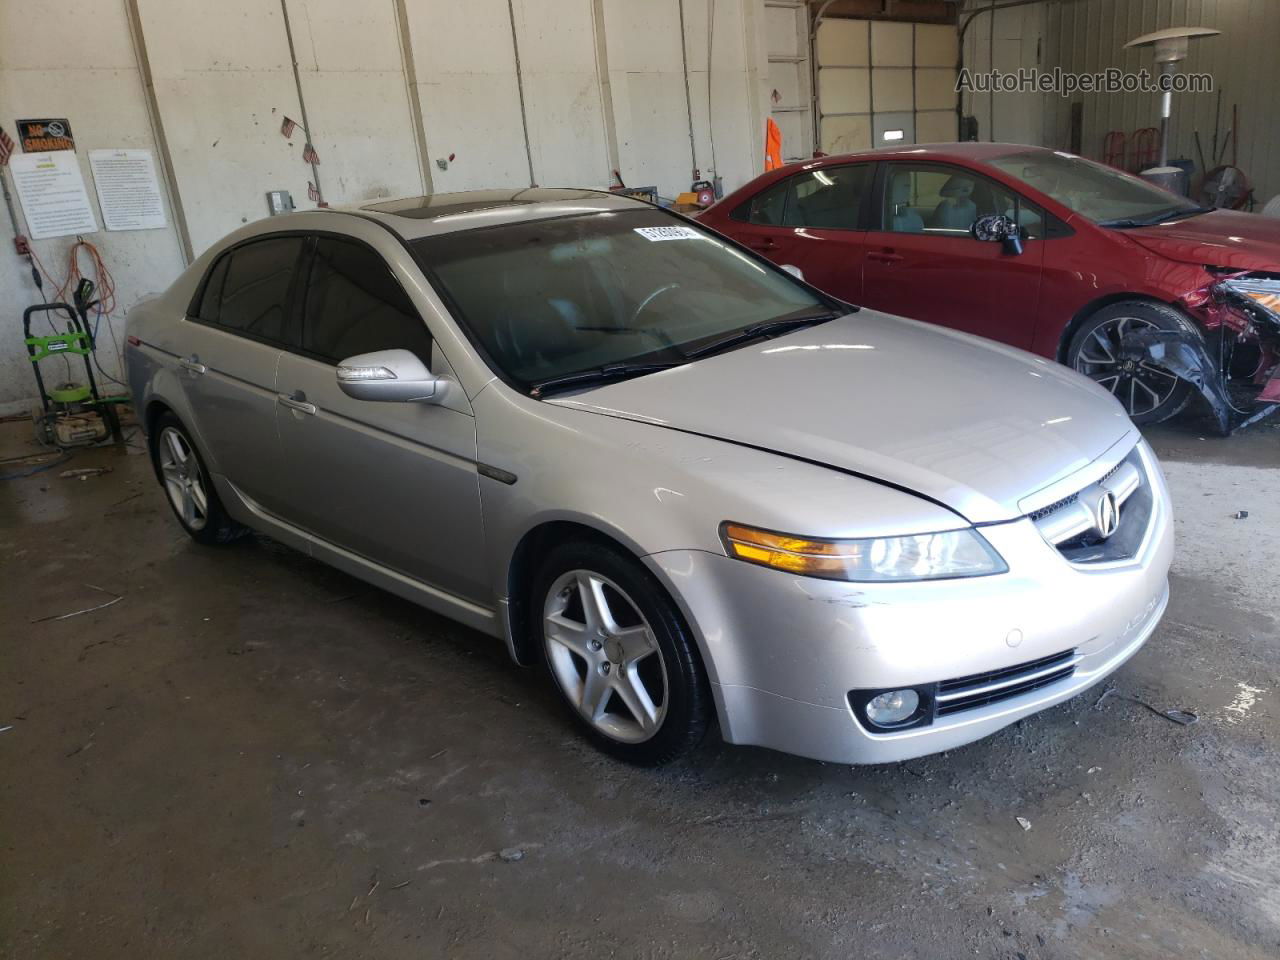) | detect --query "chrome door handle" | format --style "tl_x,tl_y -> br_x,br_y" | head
277,392 -> 317,415
179,356 -> 207,375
